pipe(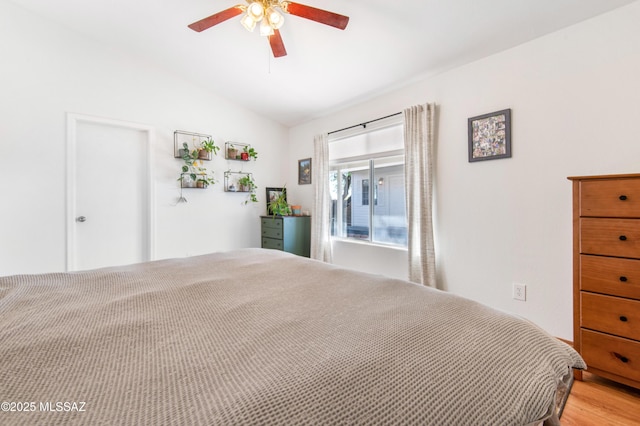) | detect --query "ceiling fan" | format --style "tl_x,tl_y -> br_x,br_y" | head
188,1 -> 349,58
